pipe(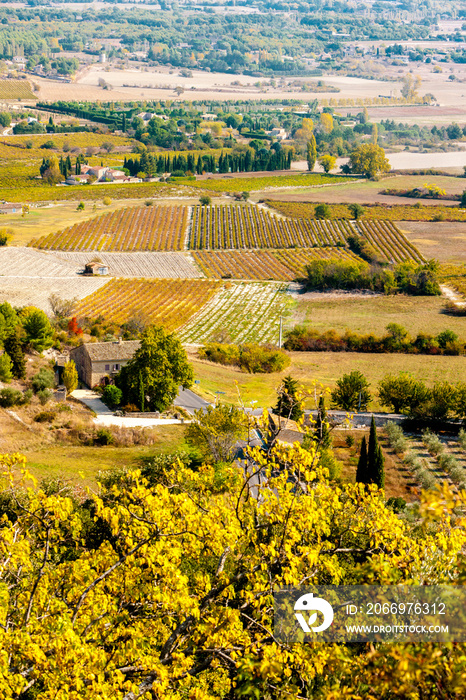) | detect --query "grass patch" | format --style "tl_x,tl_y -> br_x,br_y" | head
190,351 -> 466,411
290,294 -> 466,337
23,425 -> 187,486
268,200 -> 466,222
